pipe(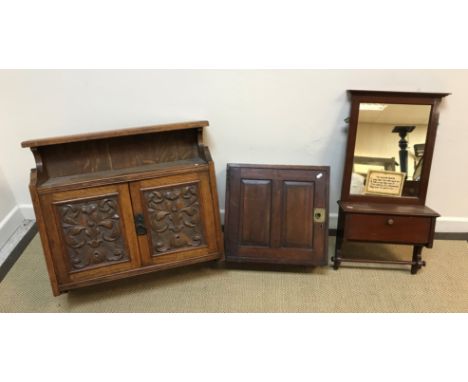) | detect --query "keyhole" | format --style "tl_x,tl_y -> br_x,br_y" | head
315,212 -> 321,219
